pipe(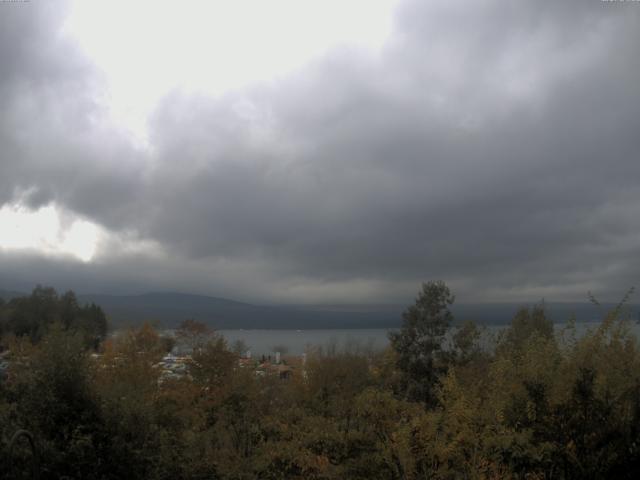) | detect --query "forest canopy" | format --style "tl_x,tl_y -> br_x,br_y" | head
0,282 -> 639,479
0,285 -> 107,347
